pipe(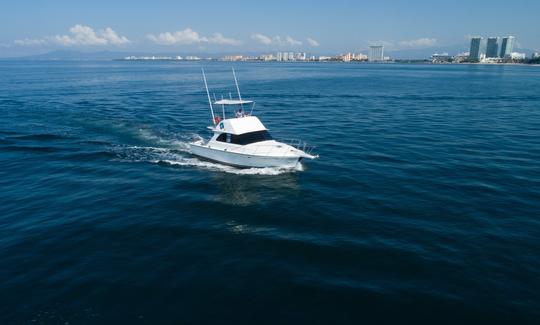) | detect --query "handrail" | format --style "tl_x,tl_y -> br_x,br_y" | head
278,138 -> 317,155
226,139 -> 317,158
